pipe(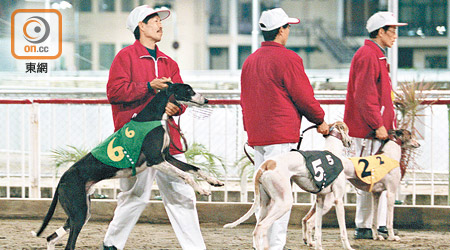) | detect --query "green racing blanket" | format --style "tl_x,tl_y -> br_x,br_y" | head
91,120 -> 162,176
